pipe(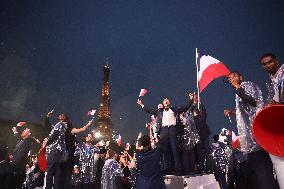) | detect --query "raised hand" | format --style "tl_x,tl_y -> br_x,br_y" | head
137,132 -> 142,140
224,109 -> 233,116
188,92 -> 194,101
47,109 -> 54,118
88,119 -> 94,125
137,98 -> 144,107
12,127 -> 17,133
73,167 -> 80,174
